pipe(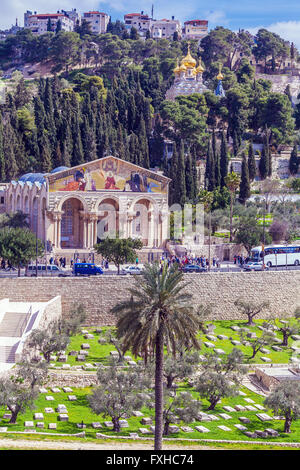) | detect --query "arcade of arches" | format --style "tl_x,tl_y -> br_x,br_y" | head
4,157 -> 171,253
